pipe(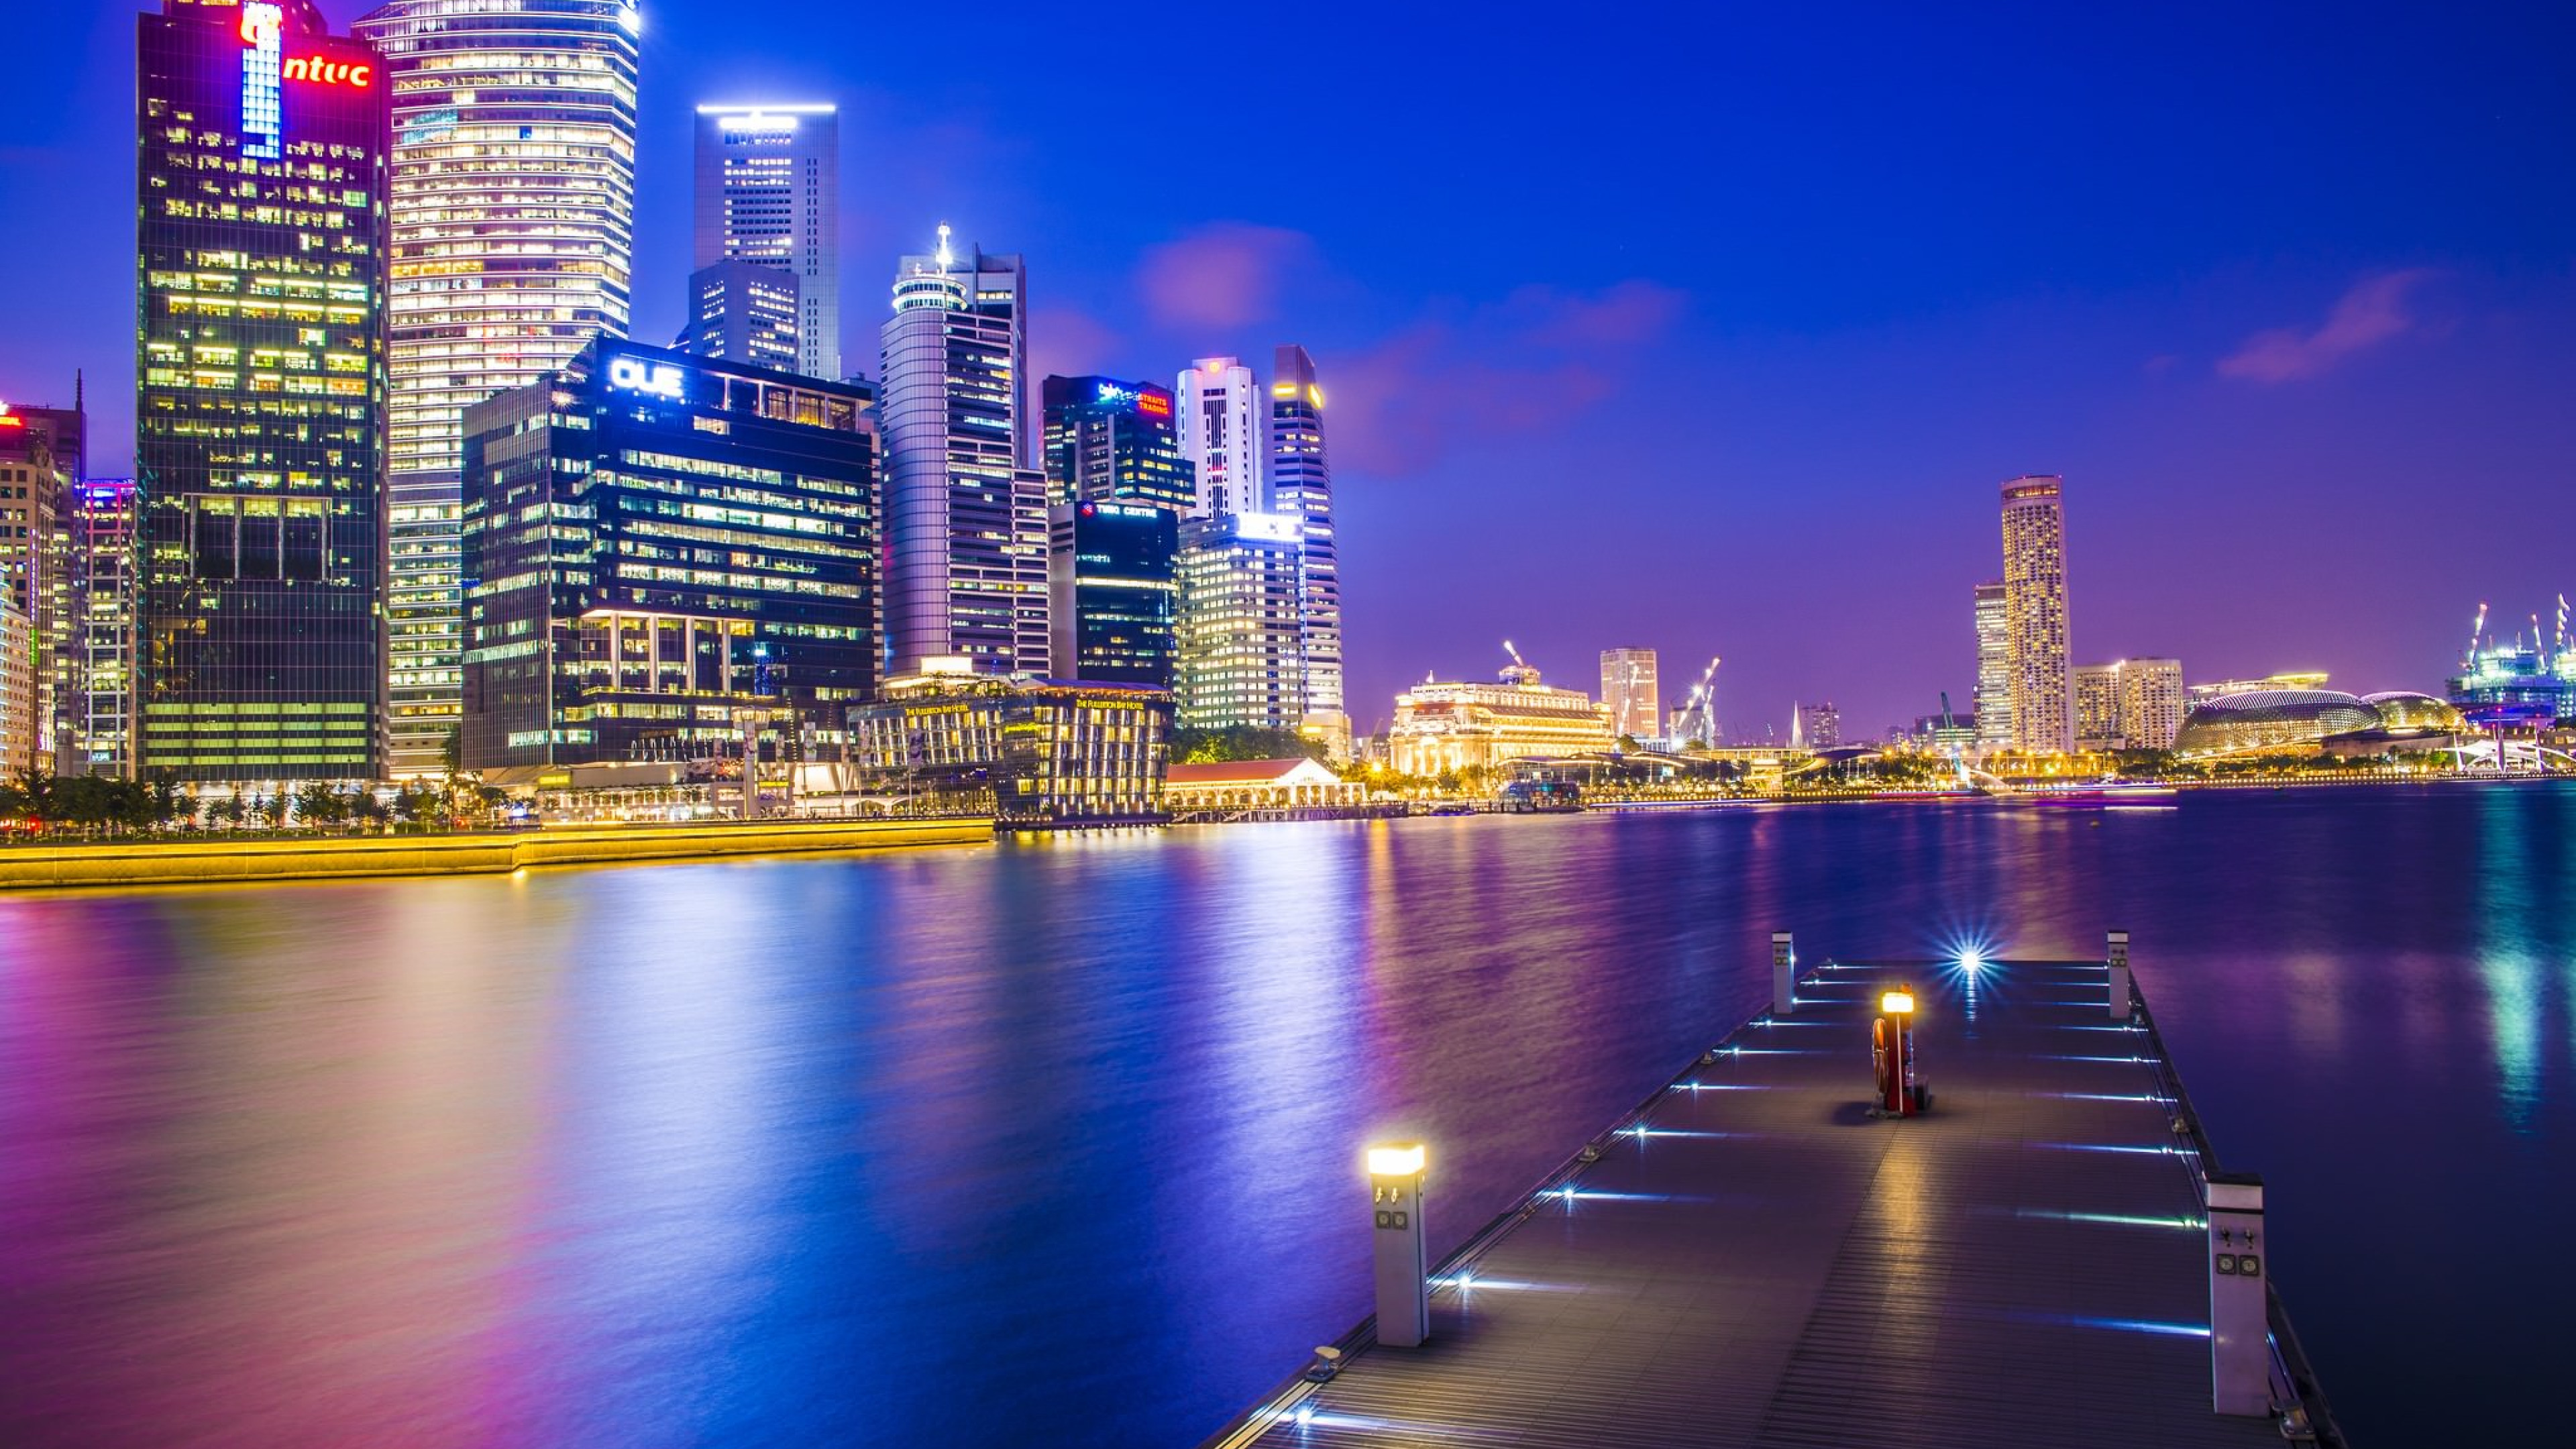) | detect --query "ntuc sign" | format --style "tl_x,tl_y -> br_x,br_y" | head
284,56 -> 374,88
